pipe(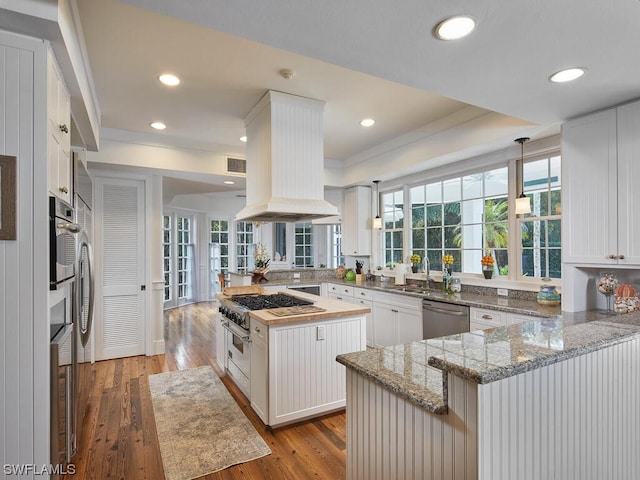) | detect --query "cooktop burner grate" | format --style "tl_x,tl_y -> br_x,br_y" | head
231,293 -> 314,310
